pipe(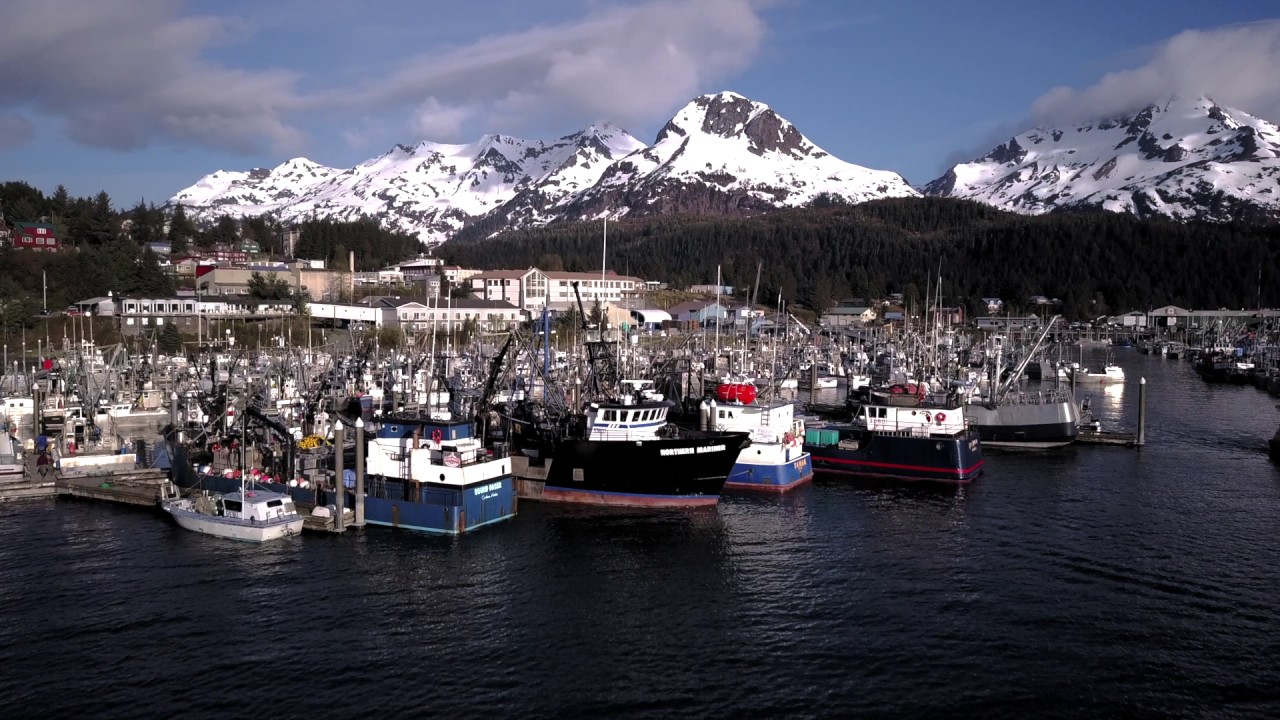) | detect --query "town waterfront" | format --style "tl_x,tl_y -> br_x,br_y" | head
1,348 -> 1278,719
